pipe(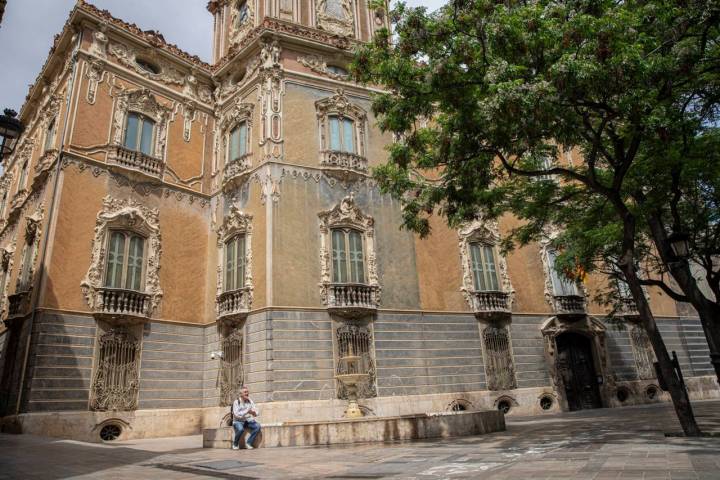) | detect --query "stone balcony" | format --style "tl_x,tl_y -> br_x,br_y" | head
326,283 -> 380,318
552,294 -> 587,318
108,146 -> 164,179
222,153 -> 252,190
7,289 -> 32,319
467,290 -> 512,320
319,150 -> 368,180
216,287 -> 252,324
91,287 -> 151,322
